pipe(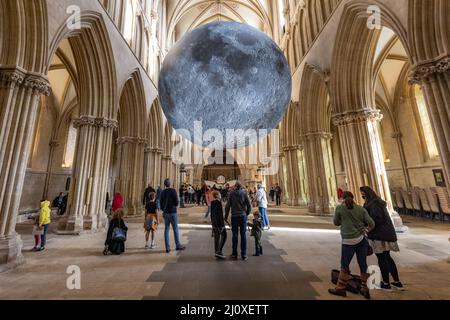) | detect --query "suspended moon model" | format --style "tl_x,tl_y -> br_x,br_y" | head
159,21 -> 292,148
